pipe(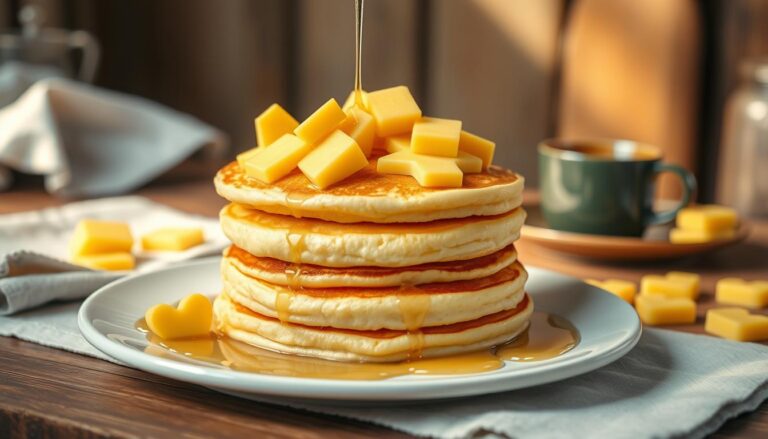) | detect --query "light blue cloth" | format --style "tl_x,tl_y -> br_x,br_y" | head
287,329 -> 768,439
